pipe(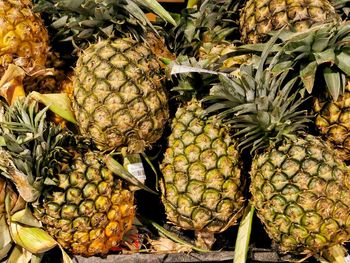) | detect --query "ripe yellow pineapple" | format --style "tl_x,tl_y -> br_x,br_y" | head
0,96 -> 136,257
35,147 -> 136,256
314,80 -> 350,160
240,0 -> 339,44
0,0 -> 49,76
